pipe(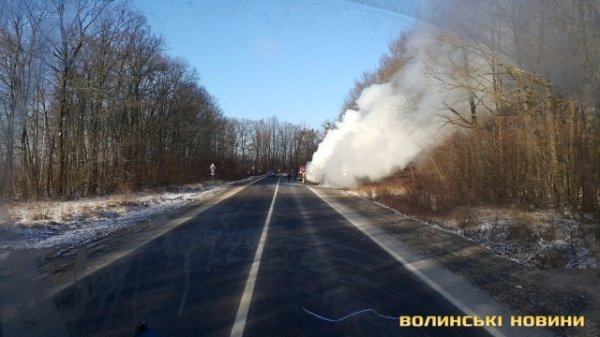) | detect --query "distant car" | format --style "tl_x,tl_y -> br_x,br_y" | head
267,170 -> 276,177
